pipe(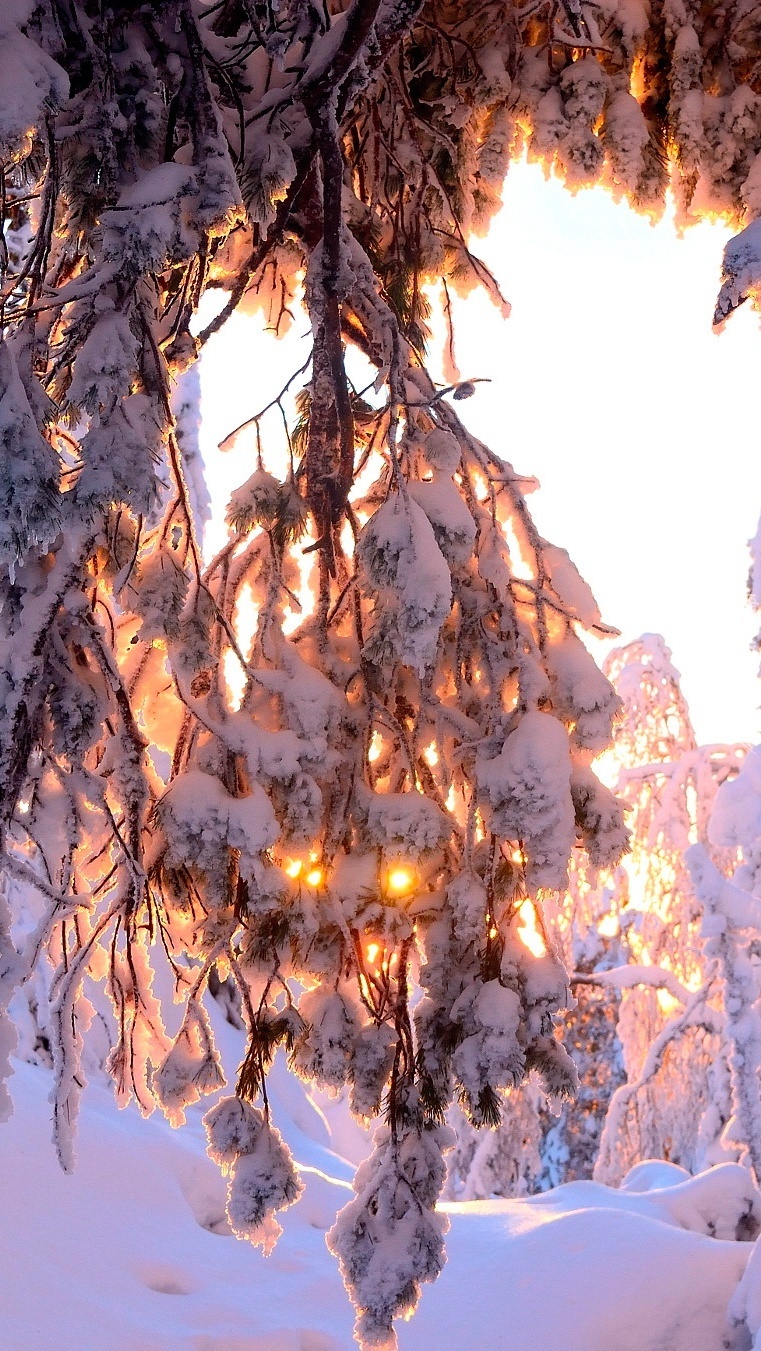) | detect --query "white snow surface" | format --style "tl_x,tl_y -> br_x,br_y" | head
2,991 -> 757,1351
